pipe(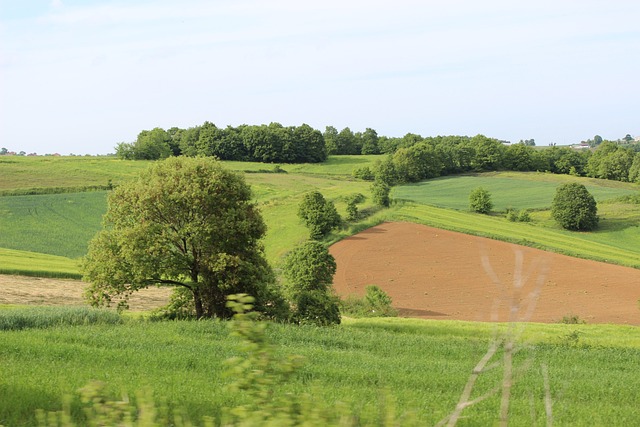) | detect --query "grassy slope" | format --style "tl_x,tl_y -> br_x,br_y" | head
0,248 -> 80,278
0,316 -> 638,426
393,172 -> 638,210
0,191 -> 107,258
